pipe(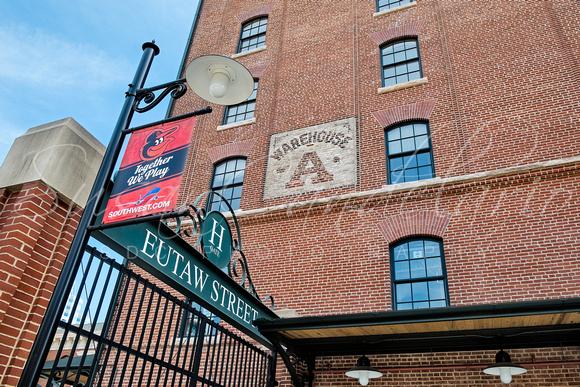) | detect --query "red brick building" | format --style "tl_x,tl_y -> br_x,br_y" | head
167,0 -> 580,385
2,0 -> 580,386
